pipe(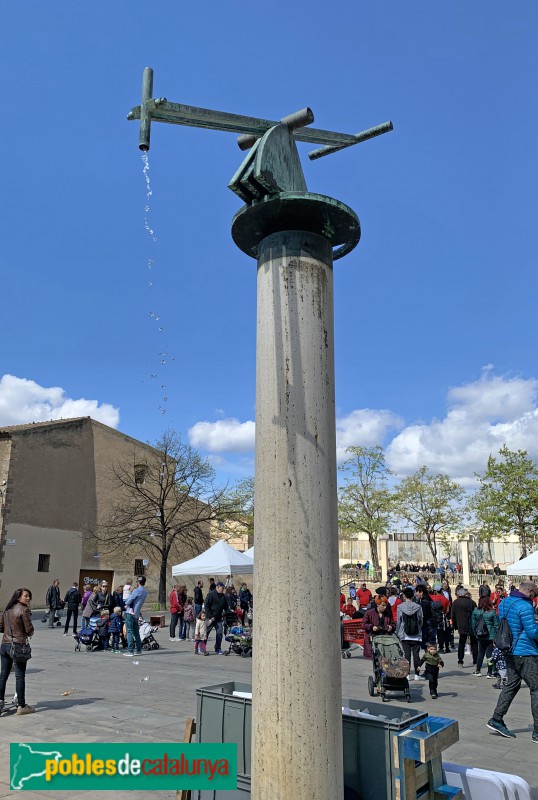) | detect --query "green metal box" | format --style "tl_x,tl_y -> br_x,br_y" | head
195,682 -> 428,800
